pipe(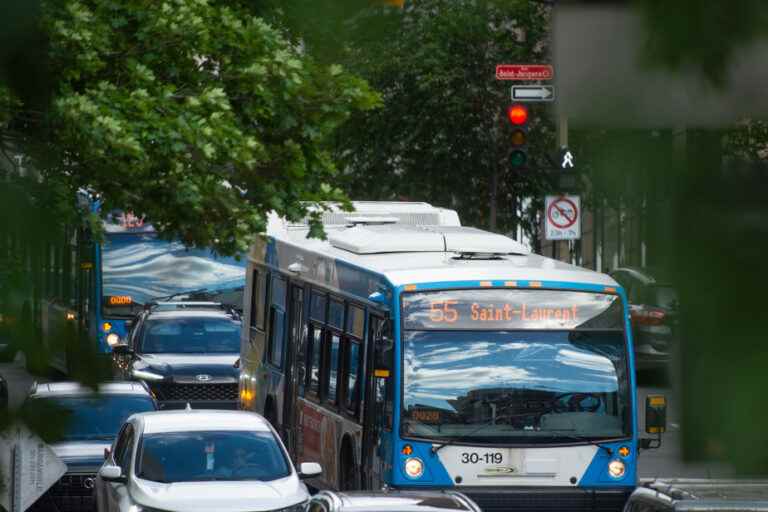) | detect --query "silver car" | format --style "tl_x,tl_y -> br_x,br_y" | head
95,409 -> 321,512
